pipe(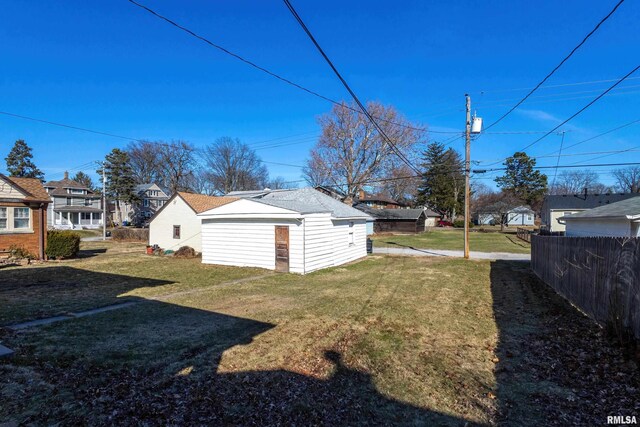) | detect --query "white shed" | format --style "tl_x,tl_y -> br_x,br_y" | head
560,197 -> 640,237
198,188 -> 372,274
148,192 -> 237,252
